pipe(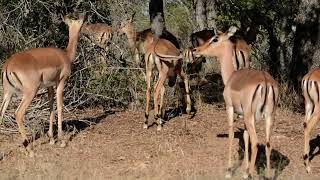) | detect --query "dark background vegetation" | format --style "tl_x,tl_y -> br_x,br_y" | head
0,0 -> 319,132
